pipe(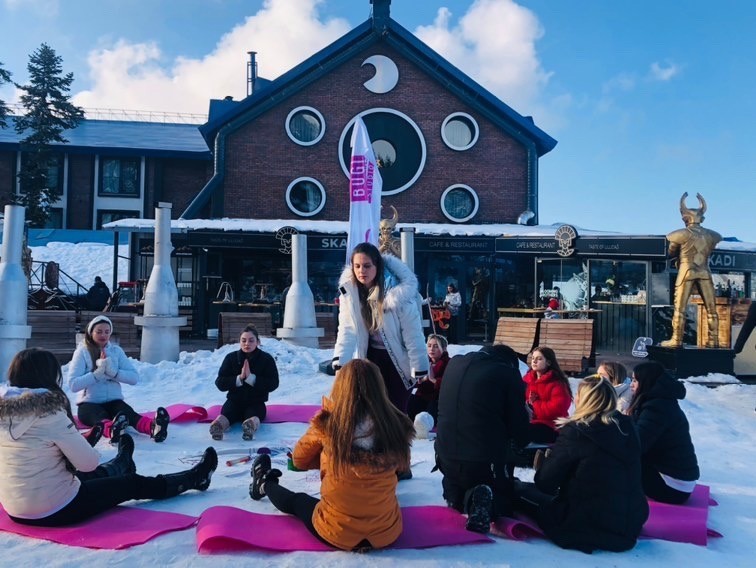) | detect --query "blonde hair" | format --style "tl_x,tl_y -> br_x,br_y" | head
426,334 -> 448,351
556,375 -> 619,428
